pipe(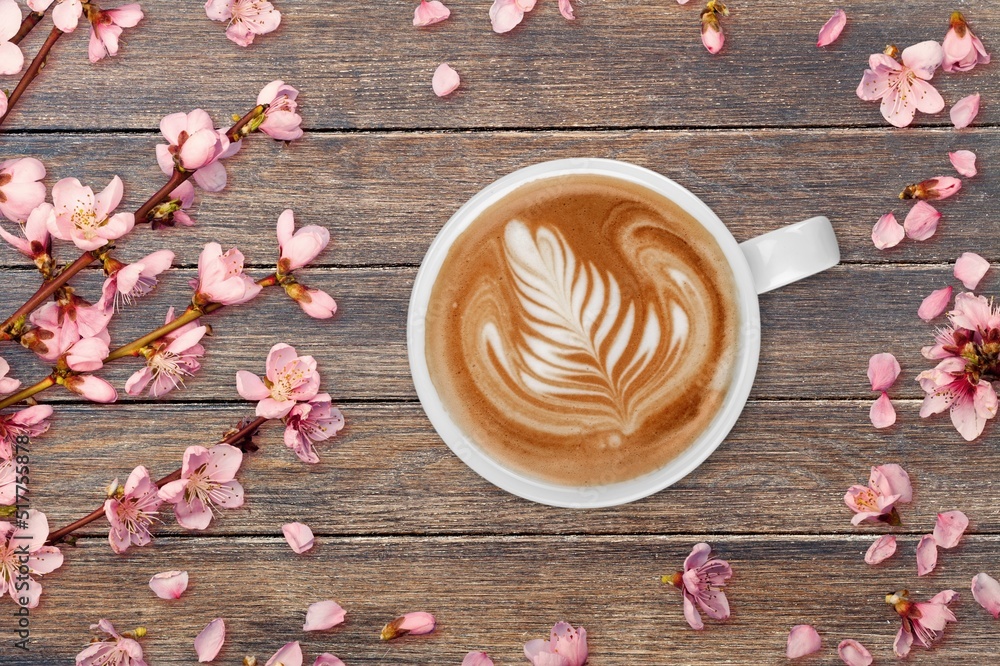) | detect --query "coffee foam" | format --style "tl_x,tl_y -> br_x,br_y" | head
425,173 -> 739,486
